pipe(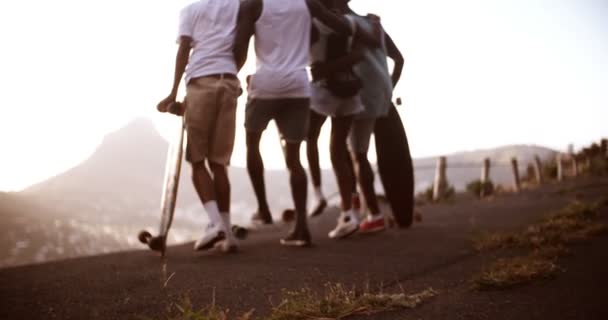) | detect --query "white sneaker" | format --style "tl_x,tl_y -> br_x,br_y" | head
328,212 -> 359,239
193,223 -> 226,251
